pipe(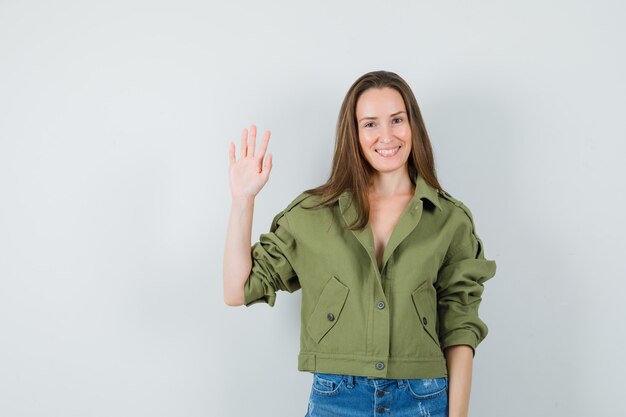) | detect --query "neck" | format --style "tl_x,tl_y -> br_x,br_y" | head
367,169 -> 413,198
